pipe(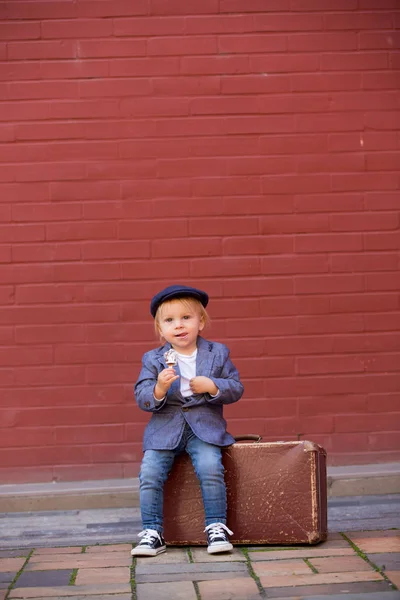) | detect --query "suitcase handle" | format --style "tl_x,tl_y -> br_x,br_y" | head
234,434 -> 262,443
